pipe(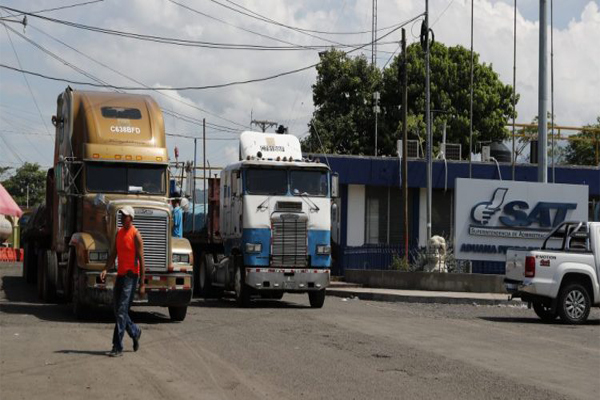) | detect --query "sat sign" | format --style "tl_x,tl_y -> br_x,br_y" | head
454,178 -> 588,262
